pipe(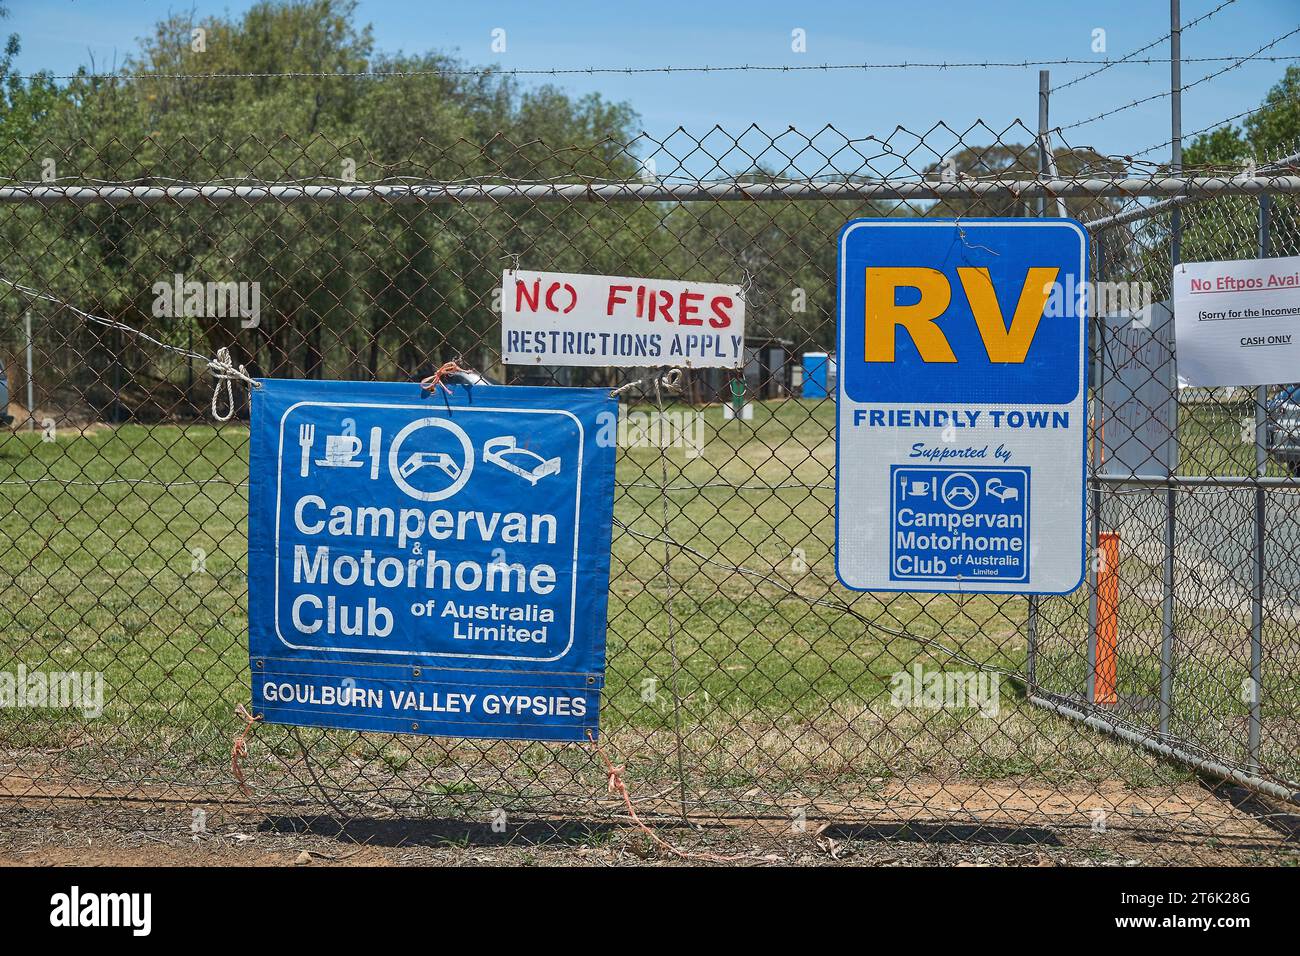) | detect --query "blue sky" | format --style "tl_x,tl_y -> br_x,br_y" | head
6,0 -> 1299,168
